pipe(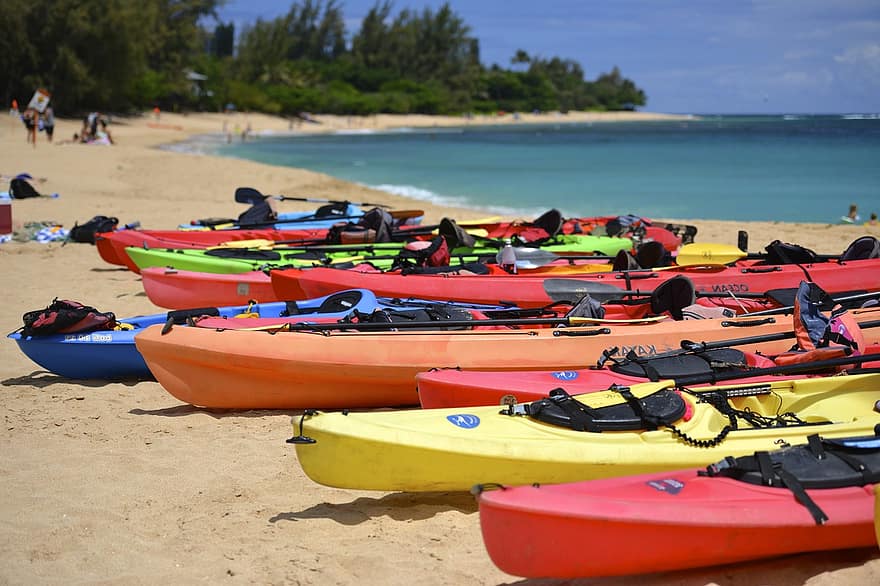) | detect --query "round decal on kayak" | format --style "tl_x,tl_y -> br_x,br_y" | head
646,479 -> 685,495
552,371 -> 579,381
446,414 -> 480,429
